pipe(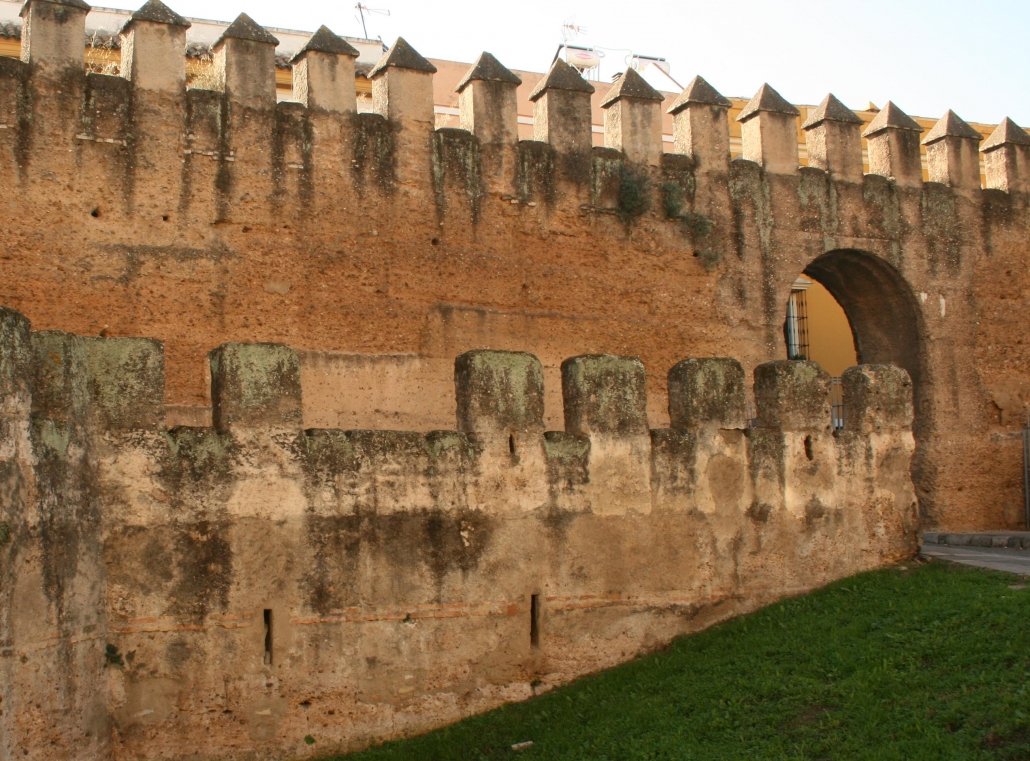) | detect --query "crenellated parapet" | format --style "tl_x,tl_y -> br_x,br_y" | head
0,306 -> 918,759
1,0 -> 1027,233
0,306 -> 918,757
0,5 -> 1026,754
